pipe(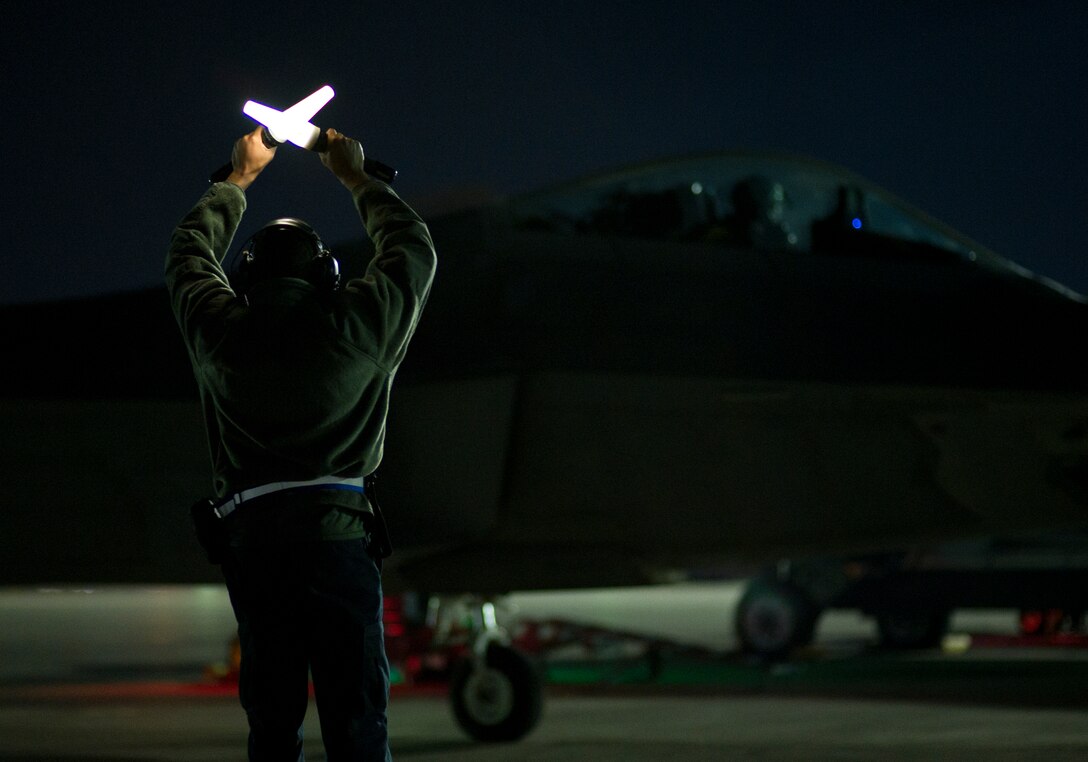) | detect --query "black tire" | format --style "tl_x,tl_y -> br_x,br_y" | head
875,608 -> 950,649
450,643 -> 543,742
735,579 -> 818,657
